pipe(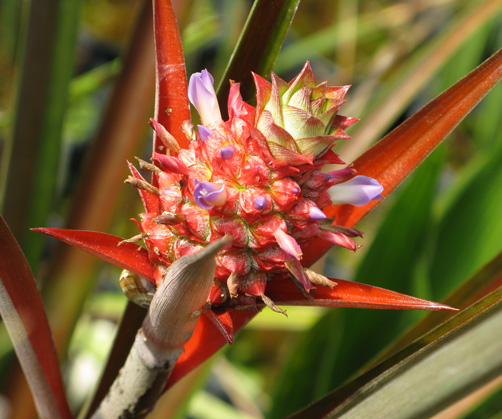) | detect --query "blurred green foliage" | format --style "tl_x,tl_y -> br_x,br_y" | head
0,0 -> 501,418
